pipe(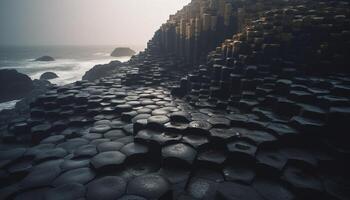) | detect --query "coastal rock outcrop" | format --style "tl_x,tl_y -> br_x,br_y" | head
35,56 -> 55,62
111,47 -> 136,57
82,60 -> 122,81
0,69 -> 33,103
40,72 -> 59,80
